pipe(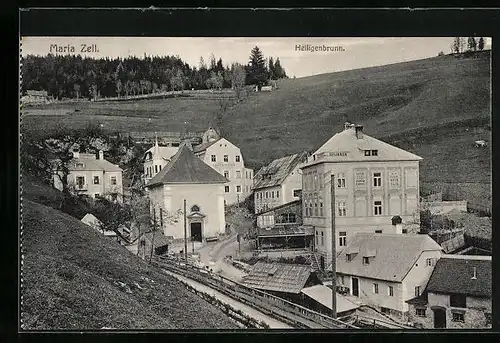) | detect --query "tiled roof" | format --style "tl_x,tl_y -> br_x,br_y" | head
192,138 -> 221,153
241,262 -> 314,294
253,151 -> 309,190
143,231 -> 172,248
146,144 -> 229,187
301,285 -> 359,314
256,225 -> 314,238
68,155 -> 122,172
334,233 -> 443,282
257,200 -> 301,215
304,126 -> 422,168
426,255 -> 491,298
